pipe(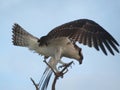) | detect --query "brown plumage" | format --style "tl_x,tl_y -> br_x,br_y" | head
12,23 -> 38,47
44,19 -> 119,55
